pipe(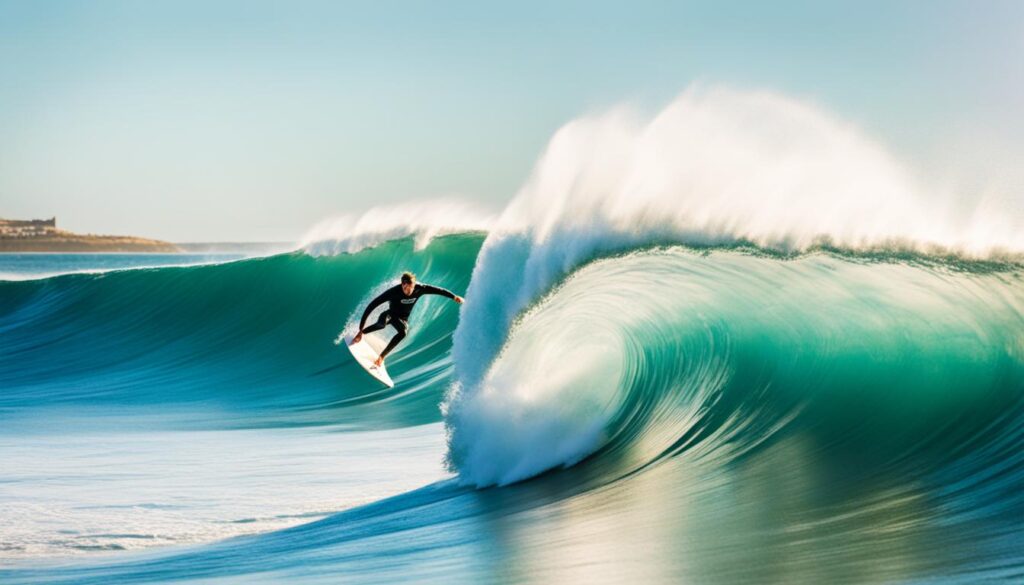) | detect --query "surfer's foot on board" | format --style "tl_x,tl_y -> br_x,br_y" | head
373,356 -> 384,368
352,332 -> 363,344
